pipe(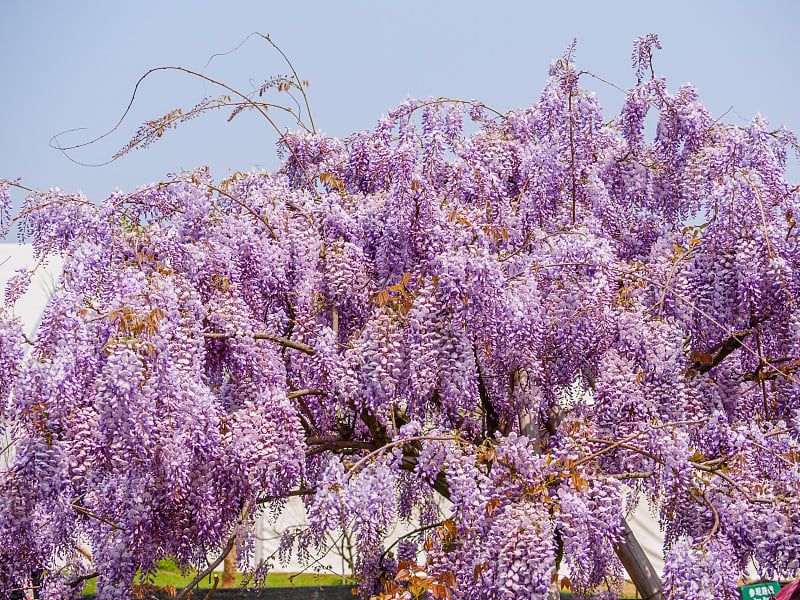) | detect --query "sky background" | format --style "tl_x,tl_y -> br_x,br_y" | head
2,1 -> 799,215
